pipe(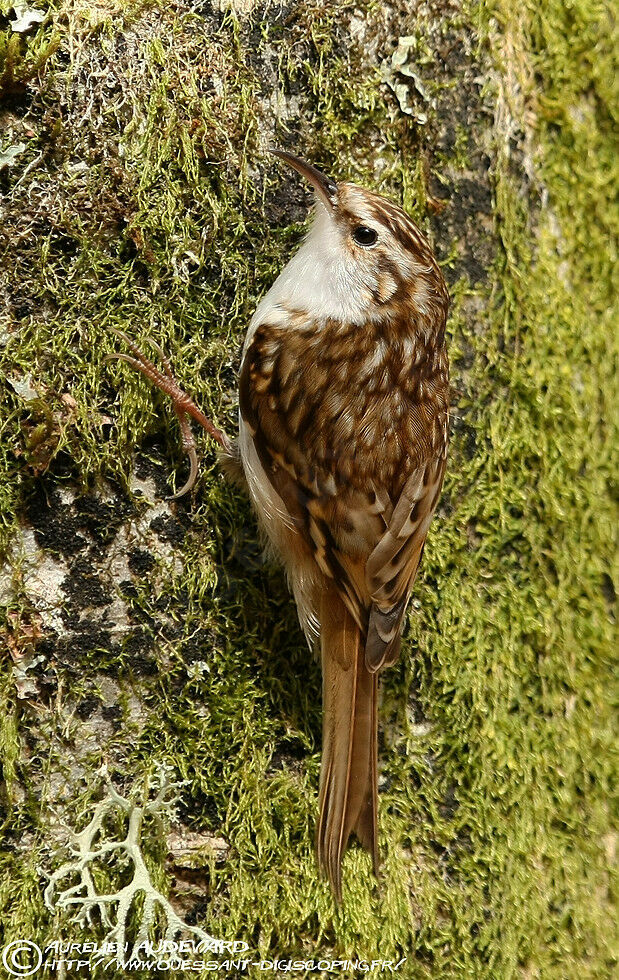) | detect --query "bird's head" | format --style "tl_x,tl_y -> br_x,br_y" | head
270,149 -> 448,329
